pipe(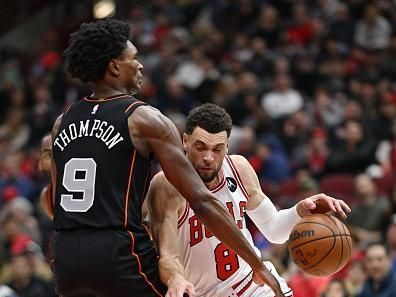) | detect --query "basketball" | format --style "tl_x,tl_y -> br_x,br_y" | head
288,214 -> 352,277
